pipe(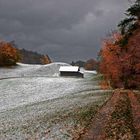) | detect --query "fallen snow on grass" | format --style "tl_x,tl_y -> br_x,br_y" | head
0,63 -> 111,139
0,77 -> 100,112
0,62 -> 70,78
